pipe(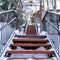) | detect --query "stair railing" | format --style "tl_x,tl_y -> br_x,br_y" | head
36,19 -> 41,35
21,20 -> 27,34
0,9 -> 18,56
42,11 -> 60,60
